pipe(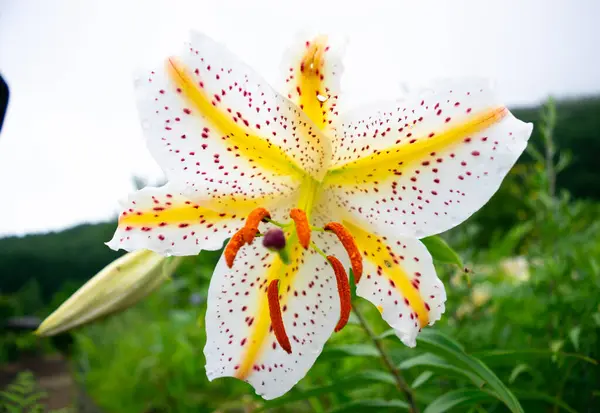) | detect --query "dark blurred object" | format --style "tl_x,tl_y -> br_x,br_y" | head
2,316 -> 74,356
3,316 -> 41,331
0,72 -> 8,133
